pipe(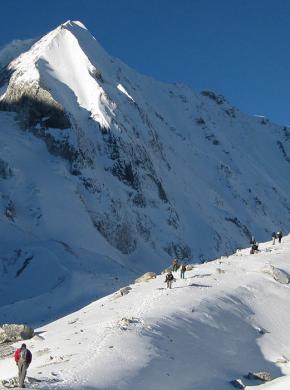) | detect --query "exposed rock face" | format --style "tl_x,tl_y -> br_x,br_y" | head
0,324 -> 34,344
135,272 -> 157,283
0,81 -> 70,129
